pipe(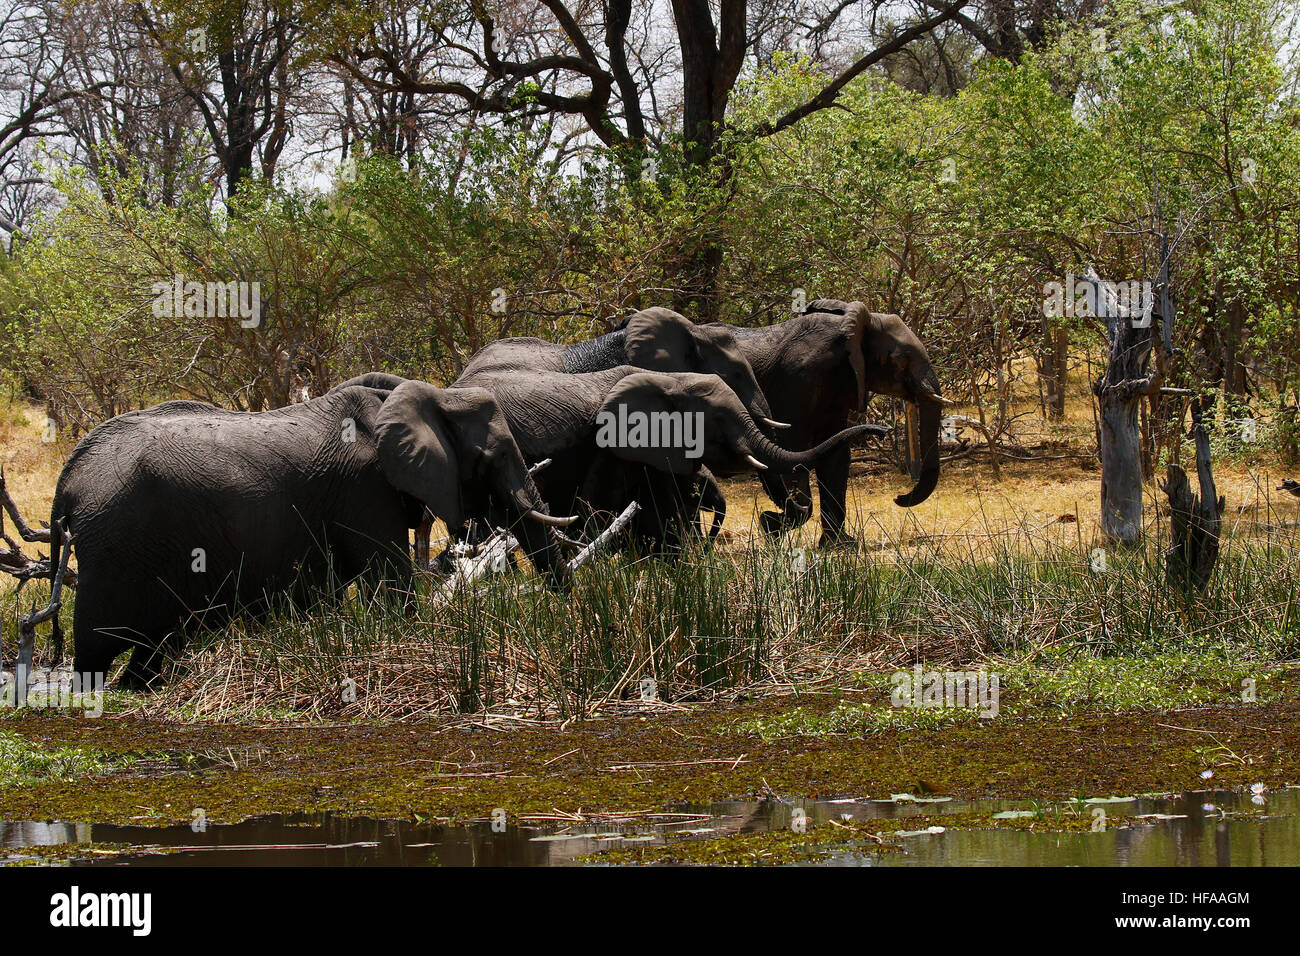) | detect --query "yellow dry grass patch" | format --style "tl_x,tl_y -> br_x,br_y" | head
717,454 -> 1299,555
3,394 -> 1299,589
1,402 -> 64,533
